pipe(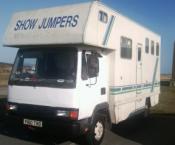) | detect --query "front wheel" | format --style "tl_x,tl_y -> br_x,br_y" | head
86,115 -> 105,145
